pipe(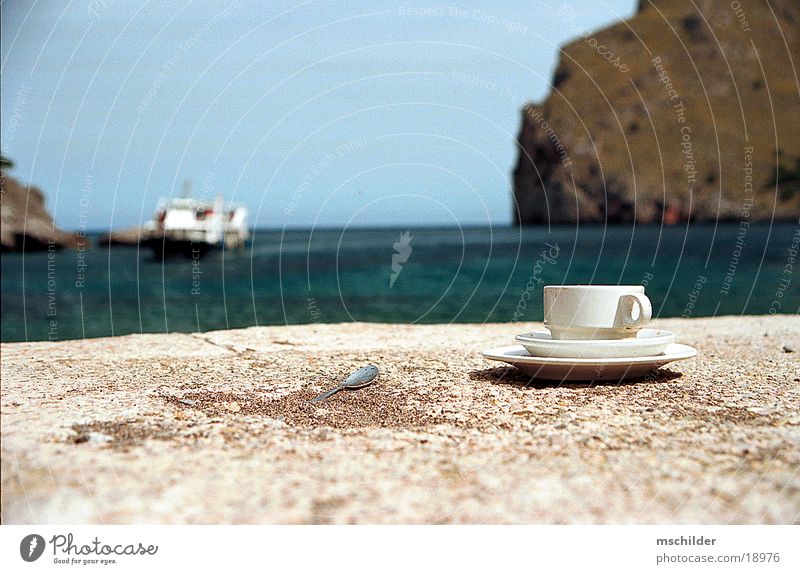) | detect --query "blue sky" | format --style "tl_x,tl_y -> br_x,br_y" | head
1,0 -> 635,229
